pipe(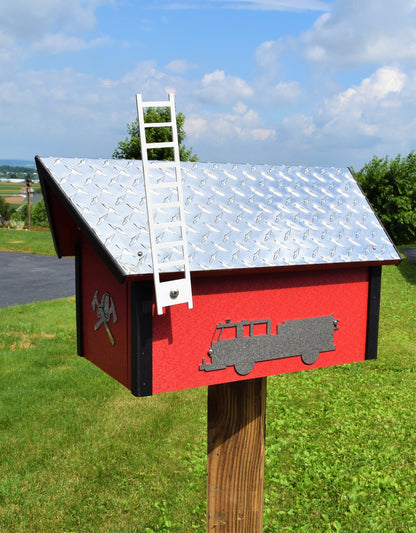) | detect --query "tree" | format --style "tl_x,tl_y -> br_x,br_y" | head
113,107 -> 198,162
353,151 -> 416,244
